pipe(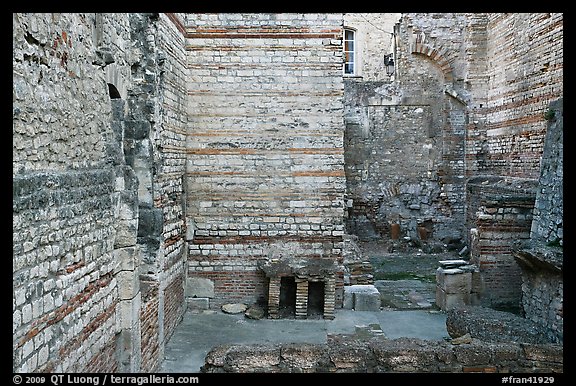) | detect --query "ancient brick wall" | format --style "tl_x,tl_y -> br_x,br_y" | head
466,177 -> 537,311
467,13 -> 563,179
152,11 -> 189,350
184,13 -> 346,308
13,12 -> 188,373
13,13 -> 129,373
162,270 -> 185,343
464,13 -> 563,312
140,281 -> 160,372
